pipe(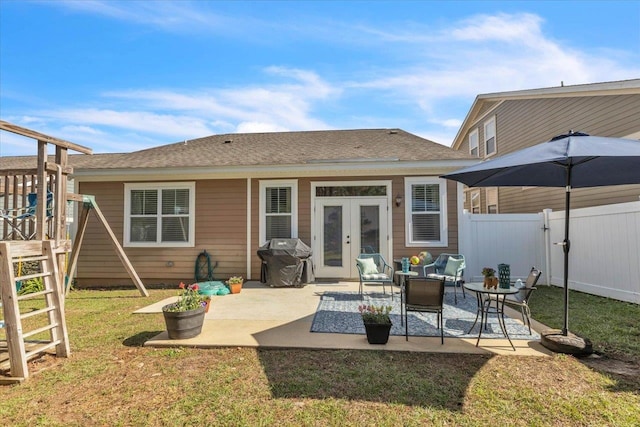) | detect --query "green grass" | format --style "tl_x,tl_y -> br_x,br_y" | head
530,285 -> 640,359
0,287 -> 638,426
